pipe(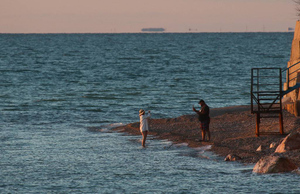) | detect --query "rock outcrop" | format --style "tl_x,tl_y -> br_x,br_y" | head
275,131 -> 300,153
253,155 -> 298,174
284,21 -> 300,116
